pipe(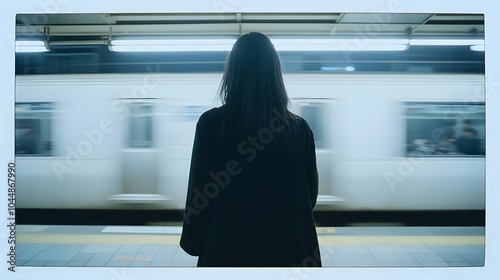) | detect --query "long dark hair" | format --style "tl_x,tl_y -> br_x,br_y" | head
218,32 -> 299,147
